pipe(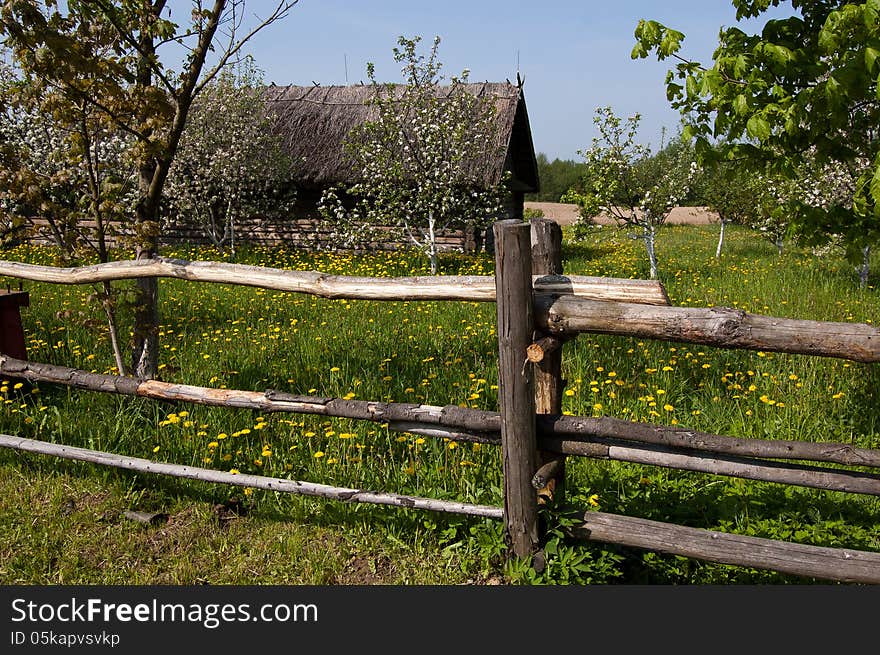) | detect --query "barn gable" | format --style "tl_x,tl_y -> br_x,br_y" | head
263,81 -> 539,201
